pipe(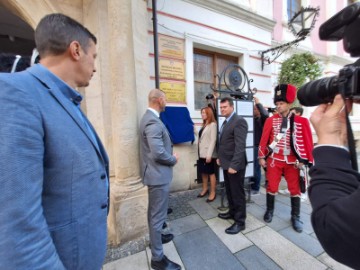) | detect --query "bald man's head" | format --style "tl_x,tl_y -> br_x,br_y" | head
148,89 -> 165,103
148,89 -> 167,112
